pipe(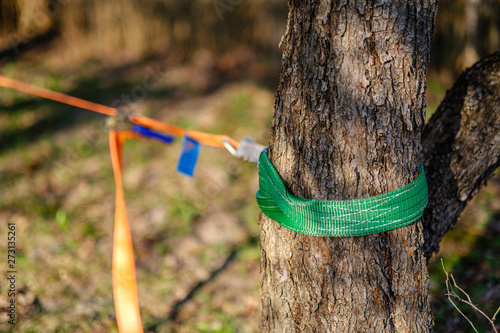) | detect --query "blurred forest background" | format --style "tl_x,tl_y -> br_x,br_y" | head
0,0 -> 499,332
